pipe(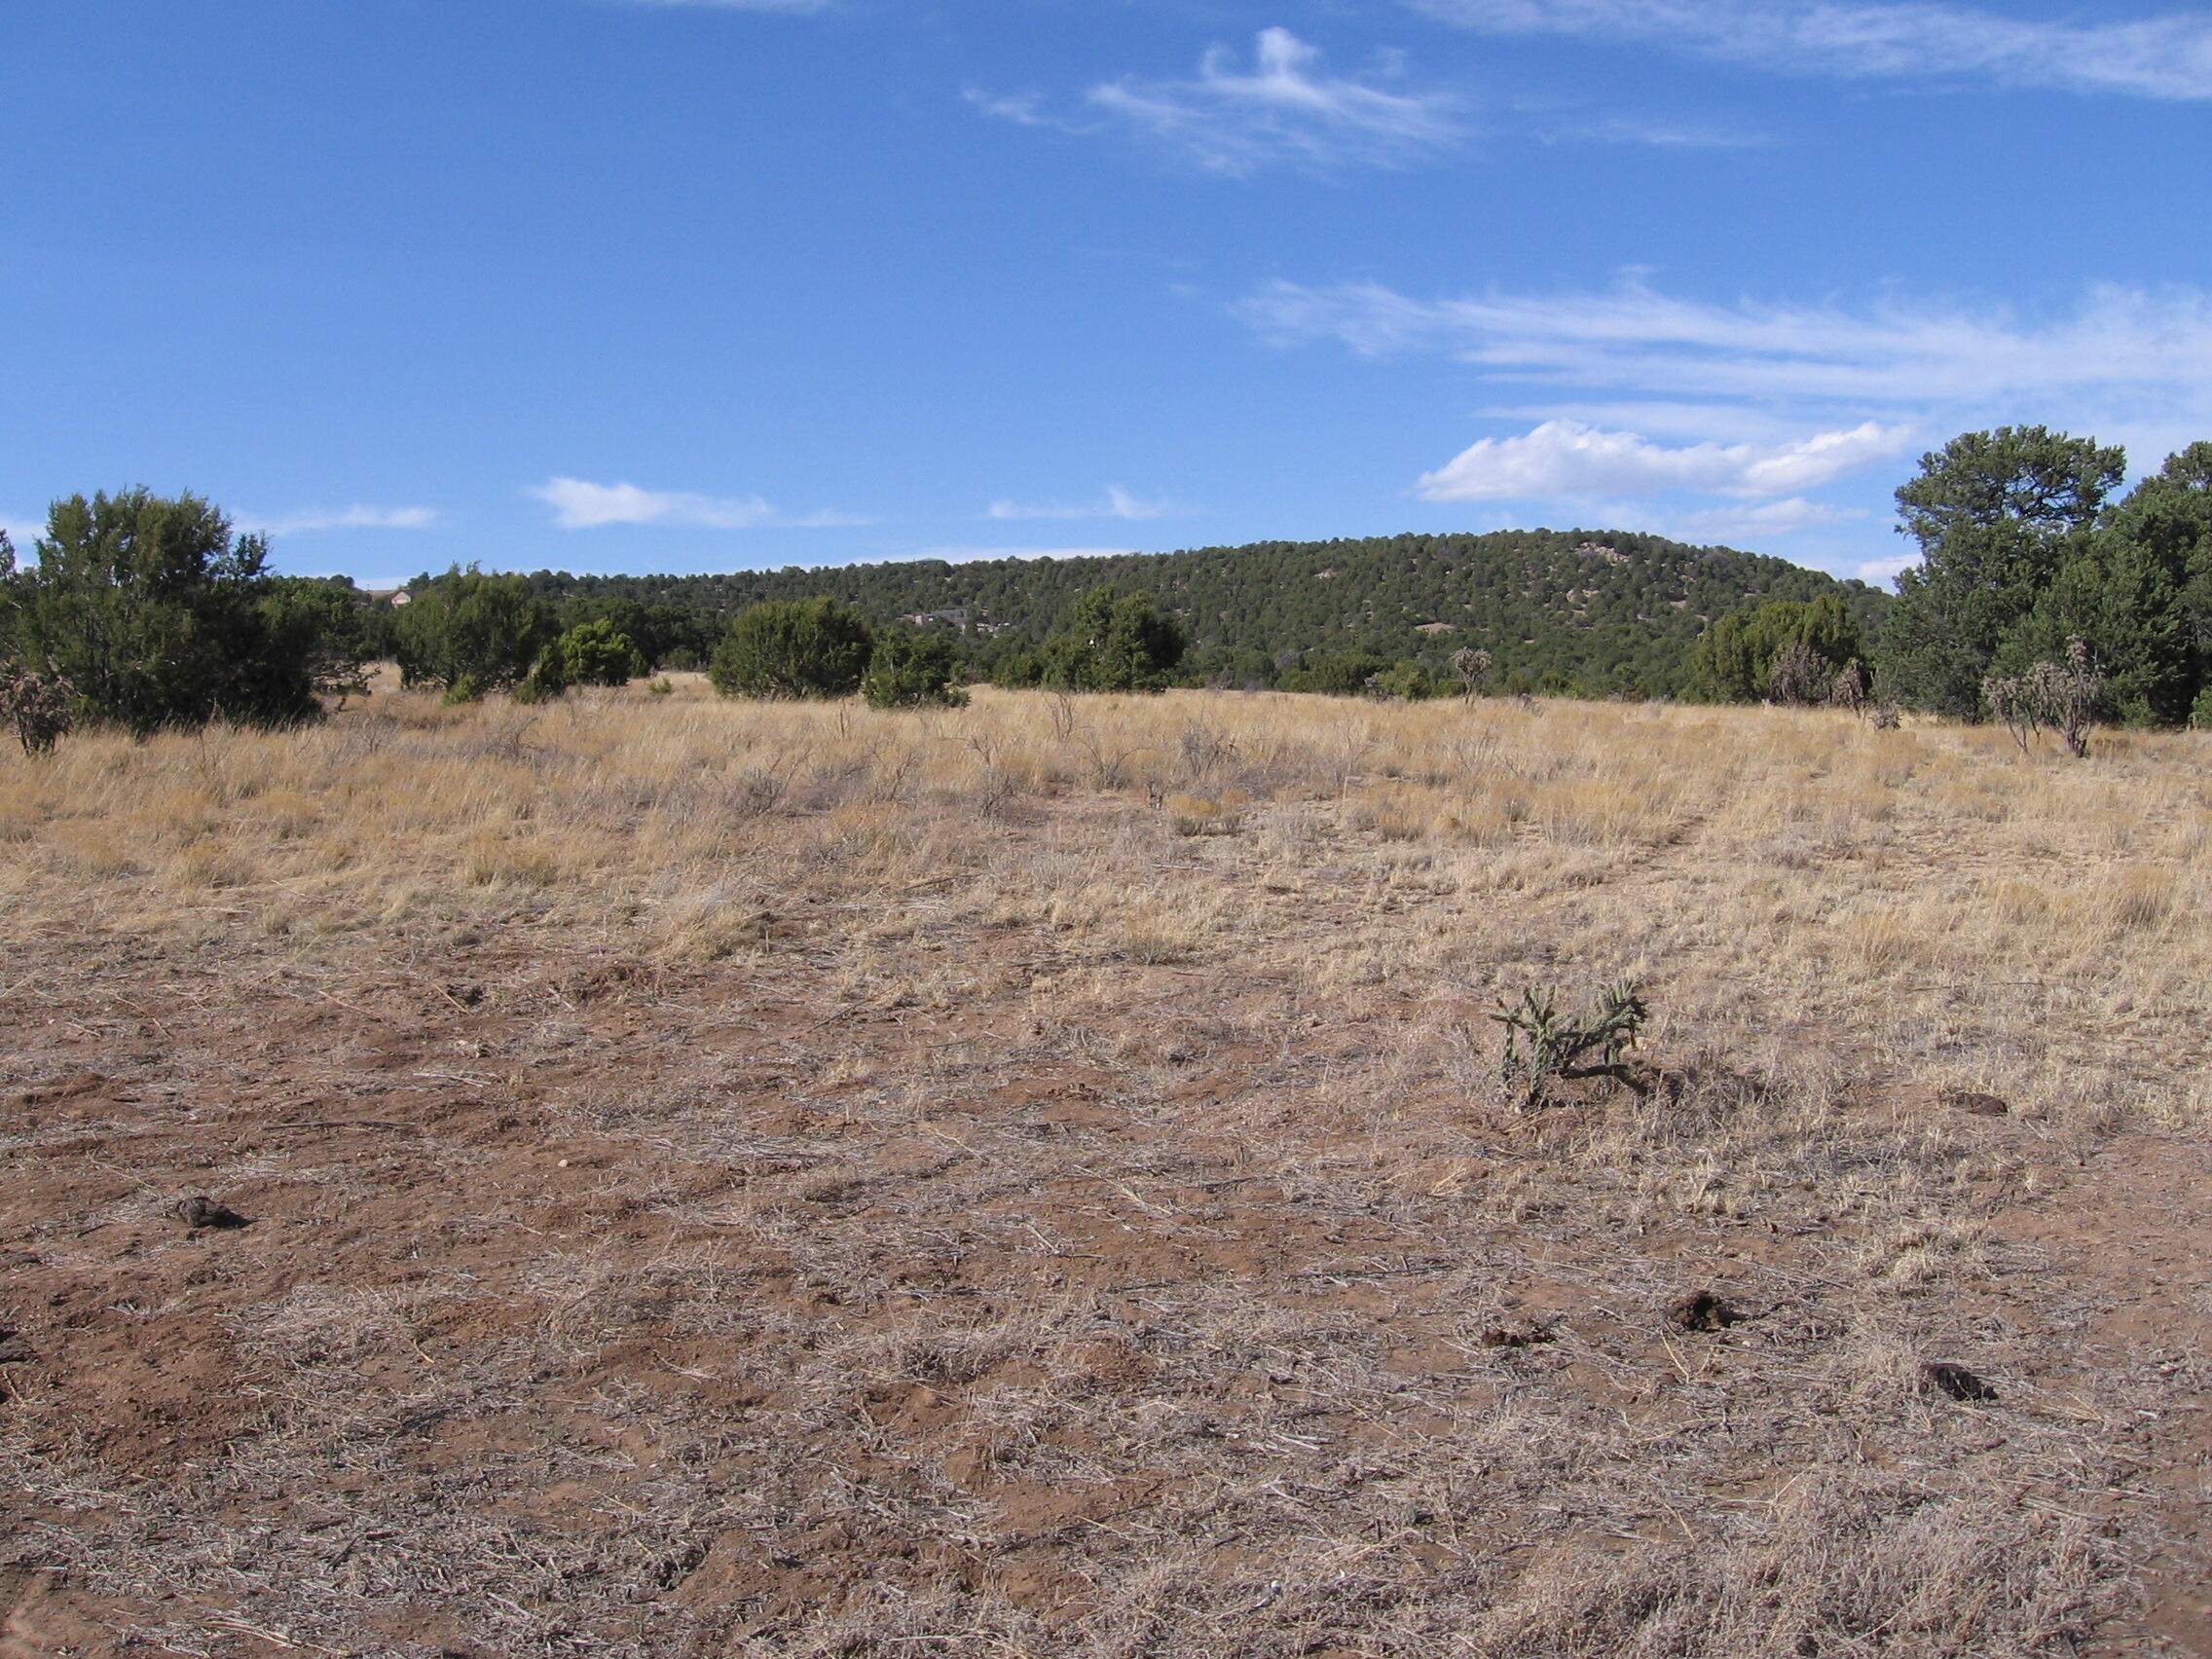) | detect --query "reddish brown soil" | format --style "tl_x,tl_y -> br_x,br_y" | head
1,896 -> 2206,1655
